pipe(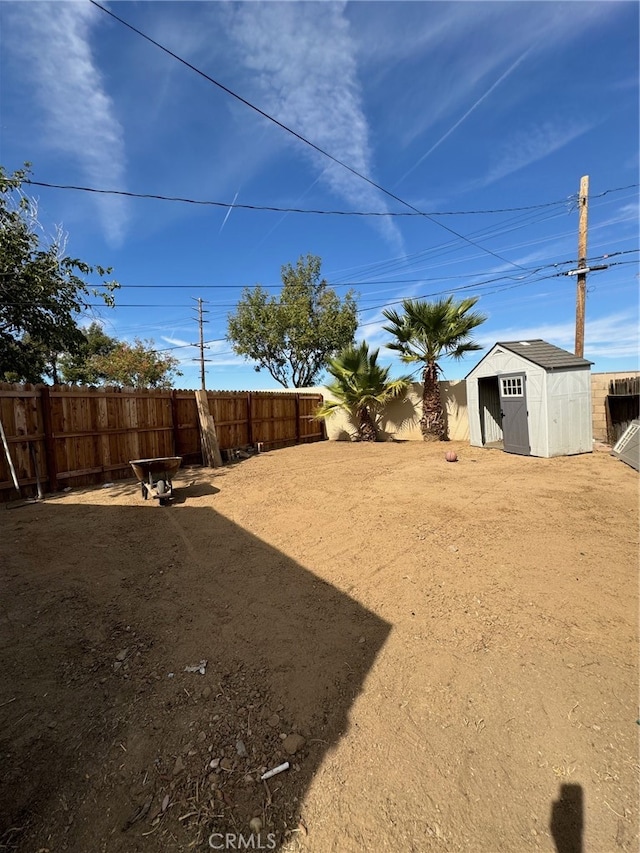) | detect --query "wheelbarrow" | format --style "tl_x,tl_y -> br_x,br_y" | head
129,457 -> 182,505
